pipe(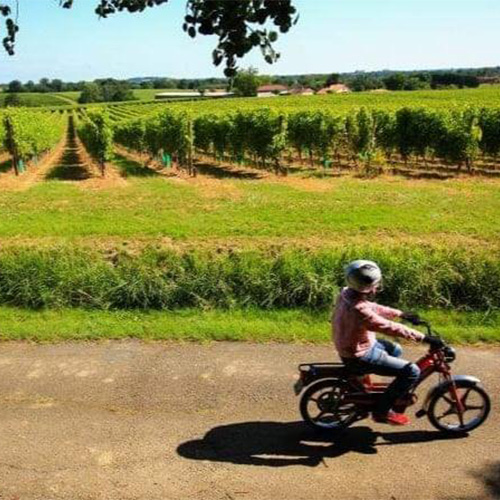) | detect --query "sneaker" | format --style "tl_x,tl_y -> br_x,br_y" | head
372,410 -> 411,426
